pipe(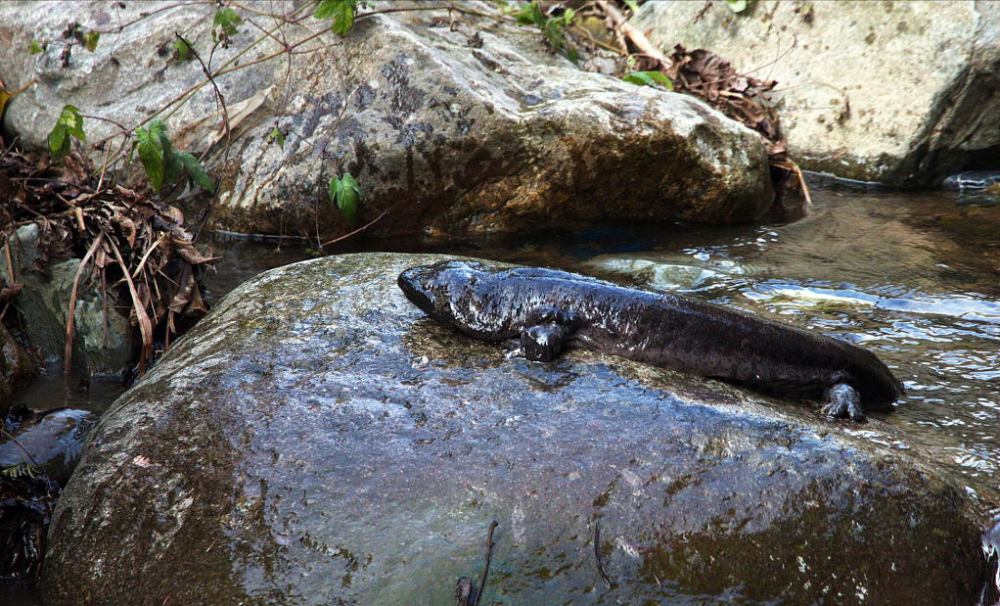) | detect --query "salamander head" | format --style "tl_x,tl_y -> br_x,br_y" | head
397,260 -> 494,322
